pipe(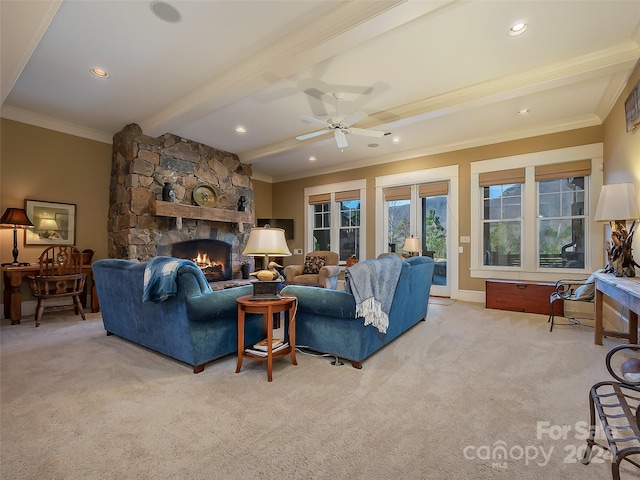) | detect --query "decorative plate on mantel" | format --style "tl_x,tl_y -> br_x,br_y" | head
193,184 -> 217,208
